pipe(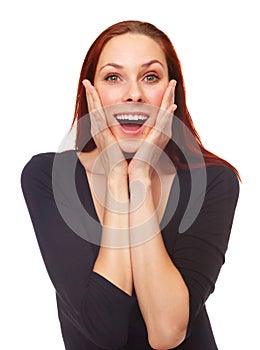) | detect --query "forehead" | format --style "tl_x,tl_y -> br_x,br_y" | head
97,33 -> 166,66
